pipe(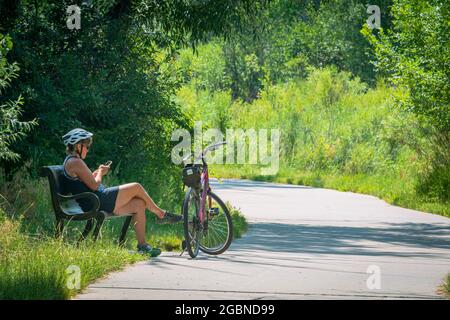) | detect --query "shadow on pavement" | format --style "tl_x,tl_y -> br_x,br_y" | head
229,222 -> 450,258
